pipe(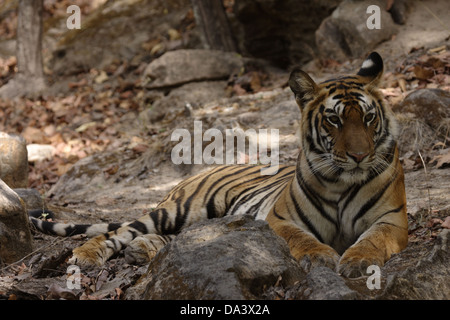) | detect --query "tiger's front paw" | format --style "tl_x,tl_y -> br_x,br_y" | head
124,236 -> 159,265
68,237 -> 109,267
338,246 -> 384,278
293,245 -> 340,273
124,234 -> 175,265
